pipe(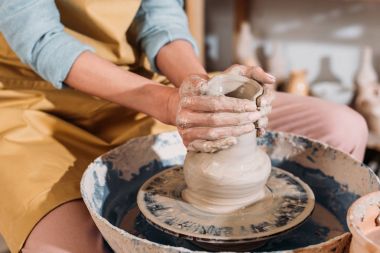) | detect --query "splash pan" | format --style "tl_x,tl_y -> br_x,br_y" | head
81,131 -> 380,253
